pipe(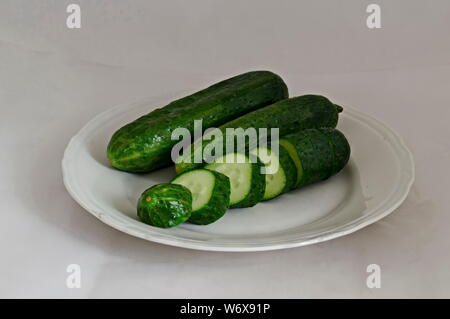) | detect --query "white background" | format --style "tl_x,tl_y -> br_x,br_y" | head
0,0 -> 449,298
